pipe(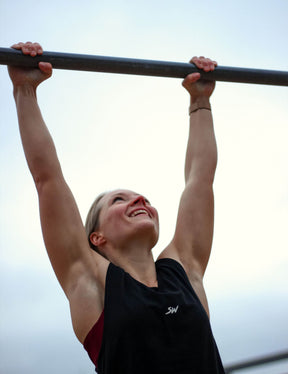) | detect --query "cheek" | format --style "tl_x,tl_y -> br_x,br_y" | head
102,206 -> 126,229
152,208 -> 159,222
